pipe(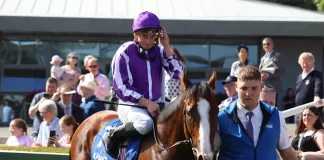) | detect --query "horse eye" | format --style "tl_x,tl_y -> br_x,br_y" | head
186,110 -> 192,118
